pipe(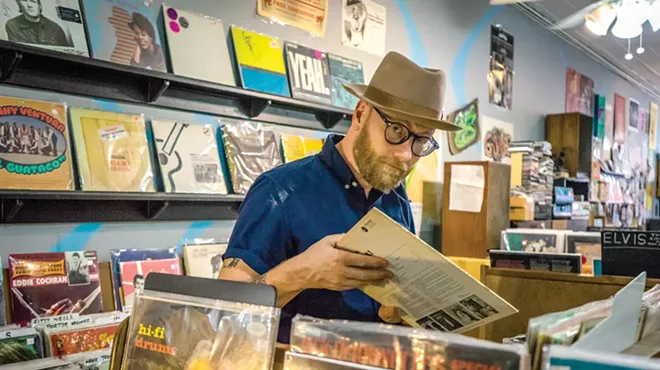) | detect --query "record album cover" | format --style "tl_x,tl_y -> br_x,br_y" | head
231,26 -> 290,97
82,0 -> 165,71
222,122 -> 282,195
122,290 -> 279,370
162,5 -> 234,86
47,323 -> 119,357
183,243 -> 228,279
284,42 -> 332,105
119,258 -> 181,311
0,332 -> 43,365
0,0 -> 89,56
152,120 -> 228,194
280,134 -> 323,163
328,53 -> 364,110
110,248 -> 178,311
70,108 -> 154,192
9,252 -> 103,325
0,259 -> 4,326
0,97 -> 73,190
